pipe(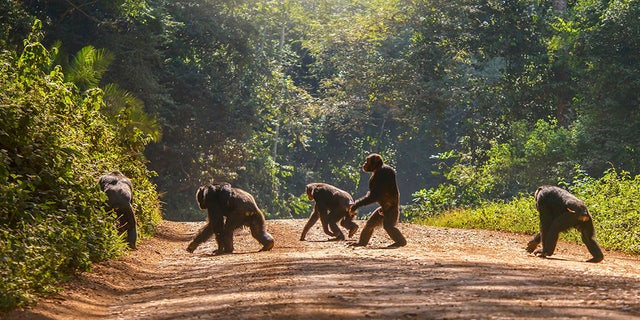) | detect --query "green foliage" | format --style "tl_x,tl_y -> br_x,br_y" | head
286,193 -> 313,219
420,169 -> 640,255
403,184 -> 459,220
0,27 -> 161,310
406,119 -> 580,220
3,0 -> 639,262
570,169 -> 640,253
420,196 -> 538,234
